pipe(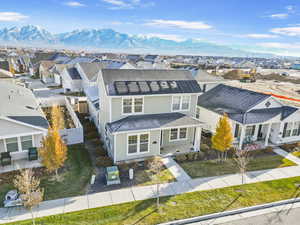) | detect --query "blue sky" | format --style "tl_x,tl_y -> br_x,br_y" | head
1,0 -> 300,56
